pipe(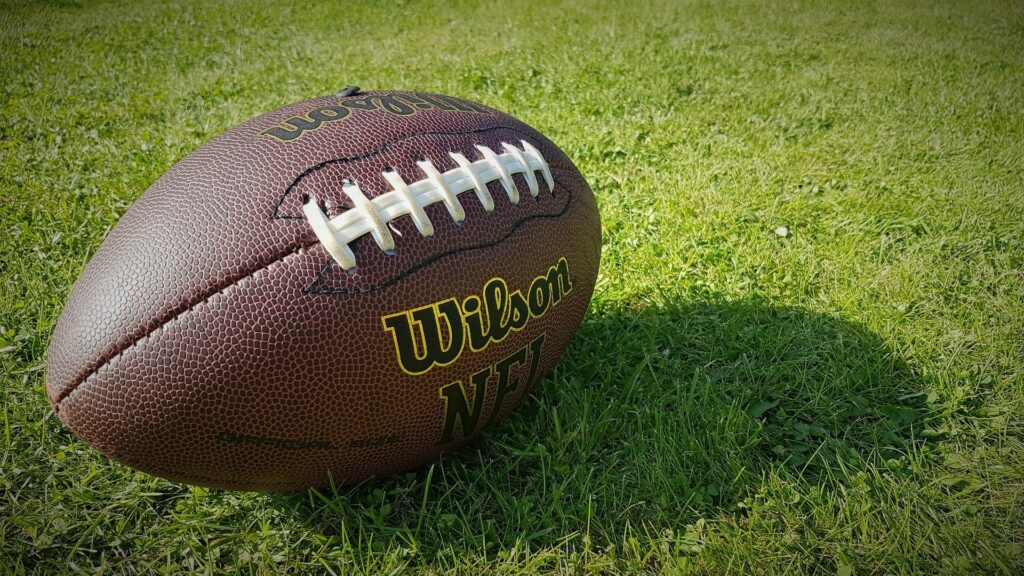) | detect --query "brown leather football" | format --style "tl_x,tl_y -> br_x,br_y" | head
45,88 -> 601,490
